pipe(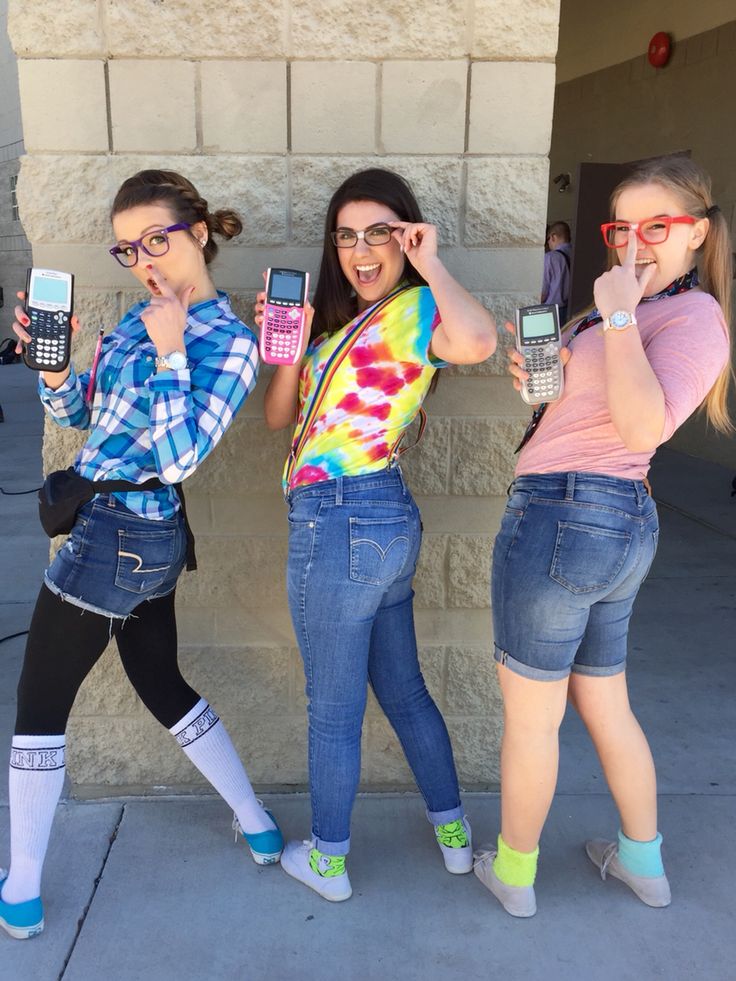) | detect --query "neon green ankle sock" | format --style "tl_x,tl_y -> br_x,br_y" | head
309,848 -> 346,878
492,833 -> 539,887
